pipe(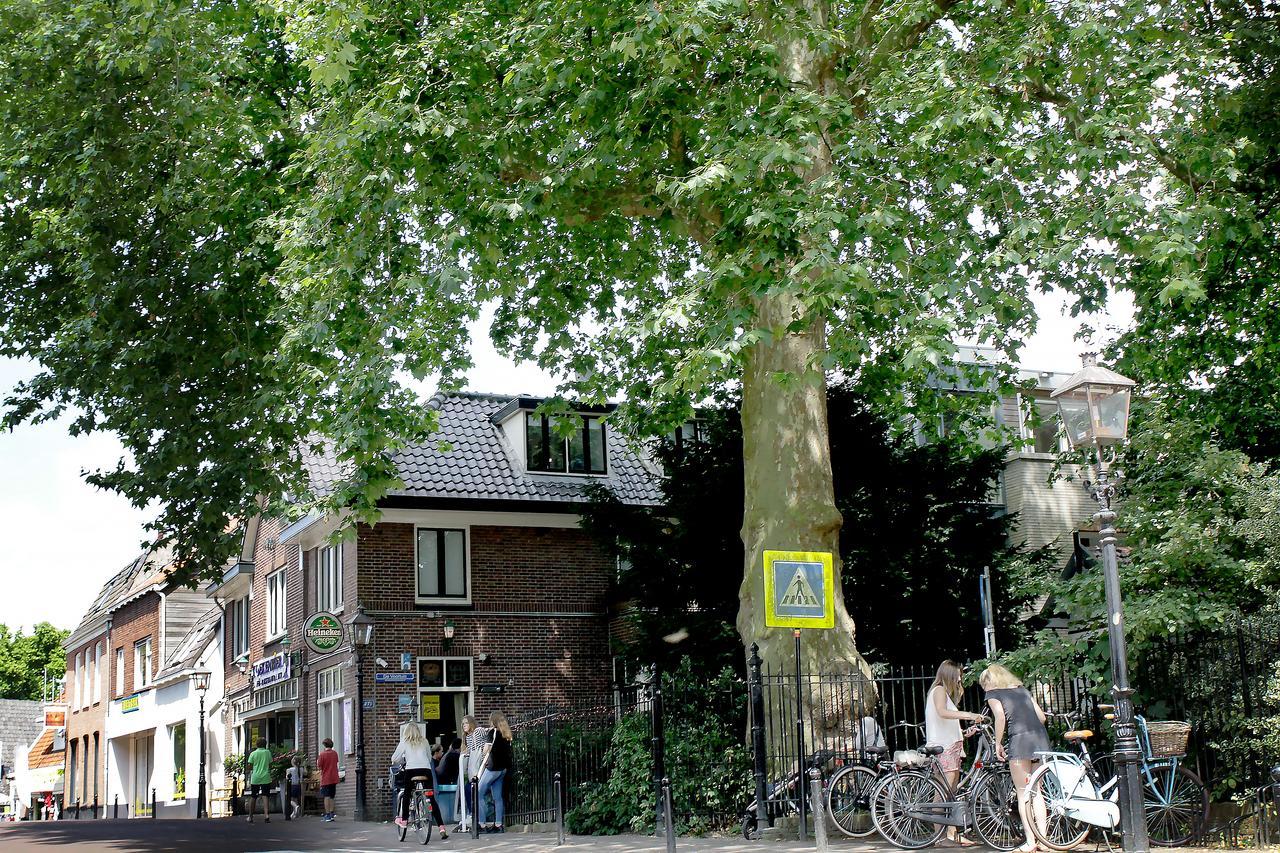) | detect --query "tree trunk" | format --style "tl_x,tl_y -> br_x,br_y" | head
736,291 -> 875,719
